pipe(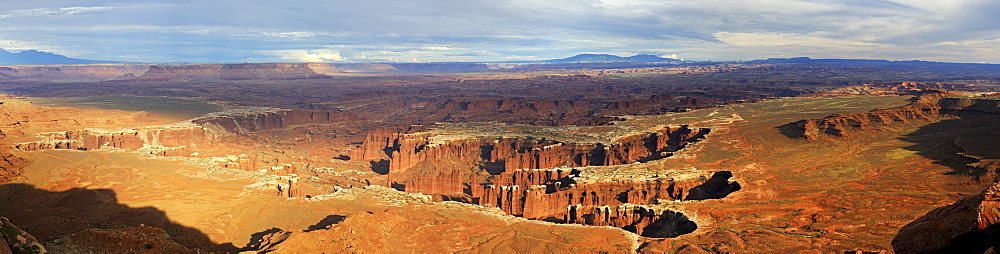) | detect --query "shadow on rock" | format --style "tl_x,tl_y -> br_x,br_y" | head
0,183 -> 238,252
686,171 -> 742,201
303,215 -> 346,232
898,118 -> 1000,178
775,121 -> 807,139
